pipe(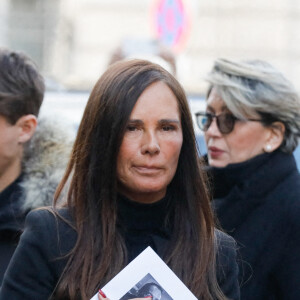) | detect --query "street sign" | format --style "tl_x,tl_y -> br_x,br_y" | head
151,0 -> 190,53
